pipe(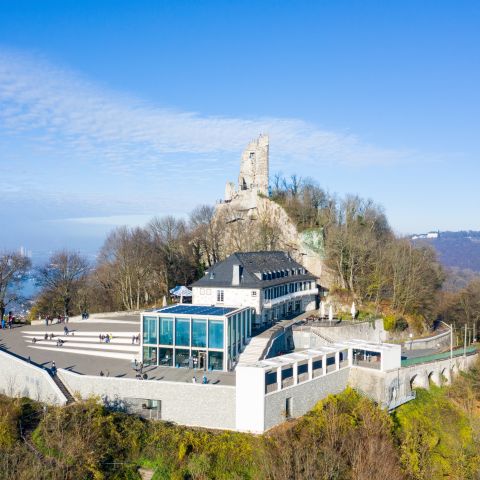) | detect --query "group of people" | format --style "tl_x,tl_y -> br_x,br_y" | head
131,334 -> 140,344
1,311 -> 15,329
44,314 -> 69,326
31,331 -> 70,347
99,333 -> 113,343
81,311 -> 89,320
192,373 -> 208,384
